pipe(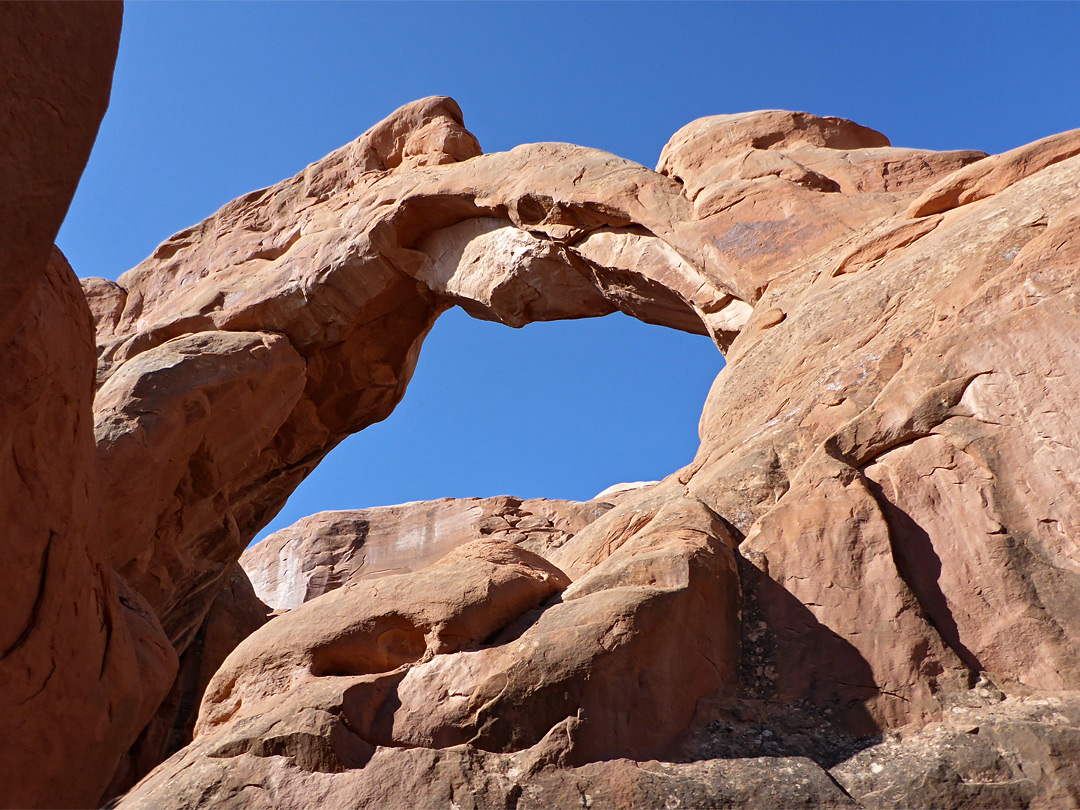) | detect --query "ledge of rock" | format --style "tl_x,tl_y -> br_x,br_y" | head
241,495 -> 621,611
